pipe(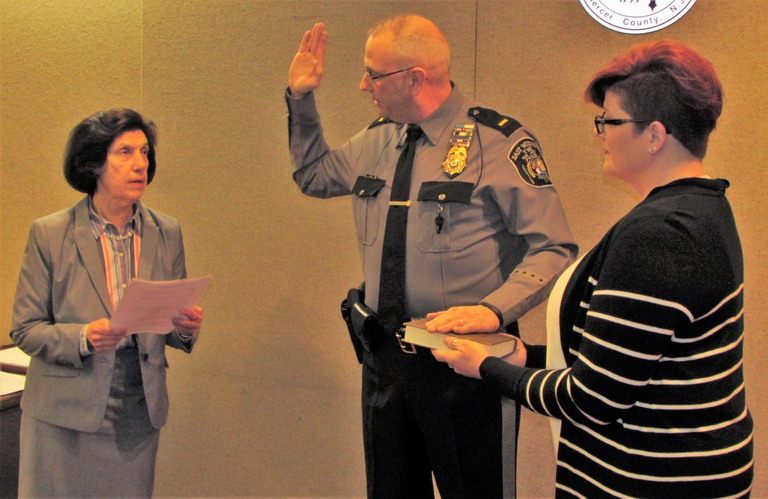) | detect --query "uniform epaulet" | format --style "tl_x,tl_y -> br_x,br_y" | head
468,107 -> 522,138
368,117 -> 392,129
